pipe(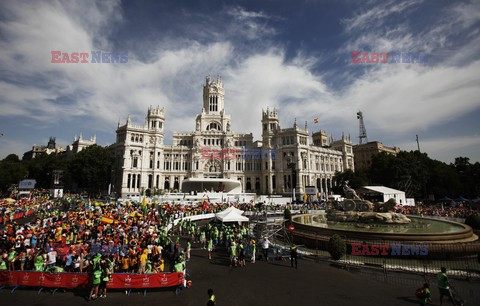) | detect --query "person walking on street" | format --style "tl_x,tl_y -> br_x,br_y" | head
207,238 -> 213,260
186,240 -> 191,261
250,240 -> 256,263
416,283 -> 432,306
262,237 -> 269,261
207,288 -> 215,306
437,267 -> 457,306
290,244 -> 297,269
